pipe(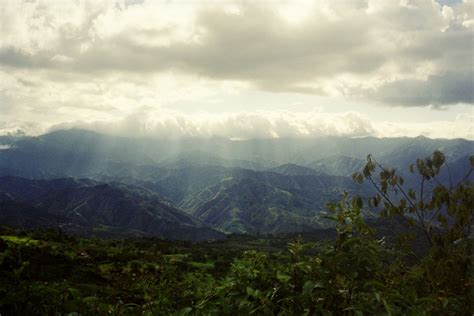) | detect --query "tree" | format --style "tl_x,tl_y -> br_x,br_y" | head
351,151 -> 473,309
352,150 -> 474,248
